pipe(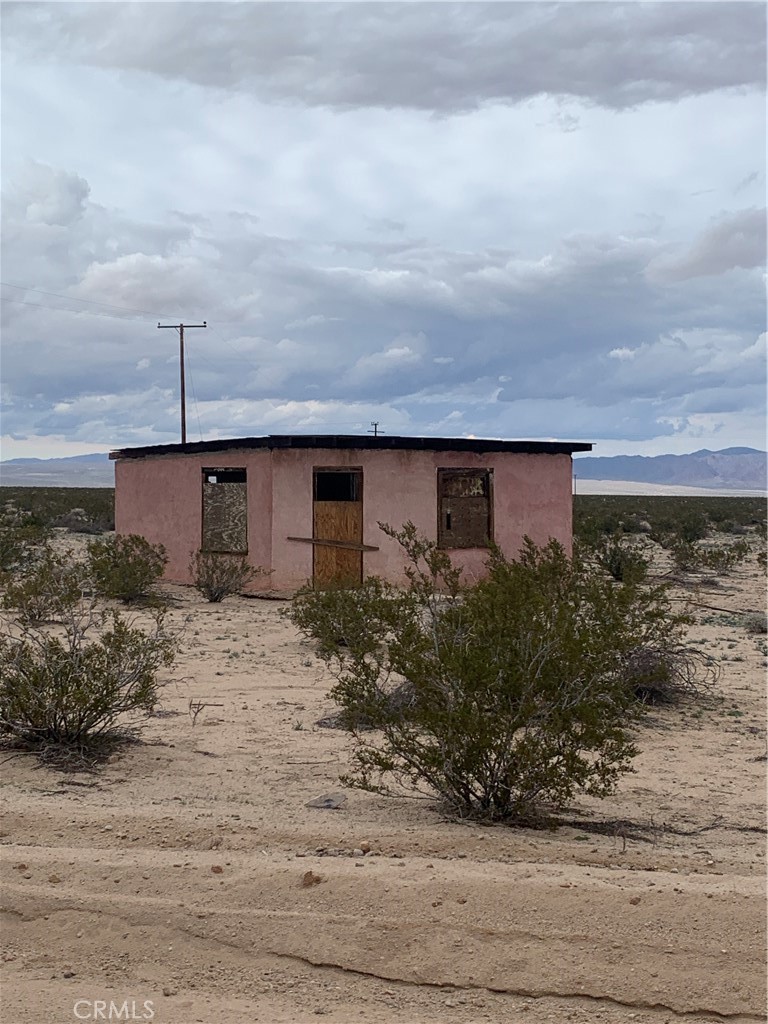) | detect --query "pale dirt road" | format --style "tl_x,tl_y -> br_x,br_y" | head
2,550 -> 766,1024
